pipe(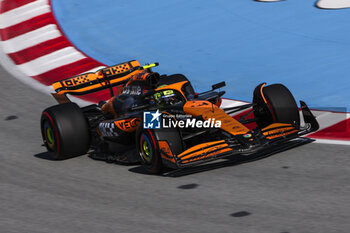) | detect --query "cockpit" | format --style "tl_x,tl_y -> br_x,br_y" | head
153,89 -> 185,107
